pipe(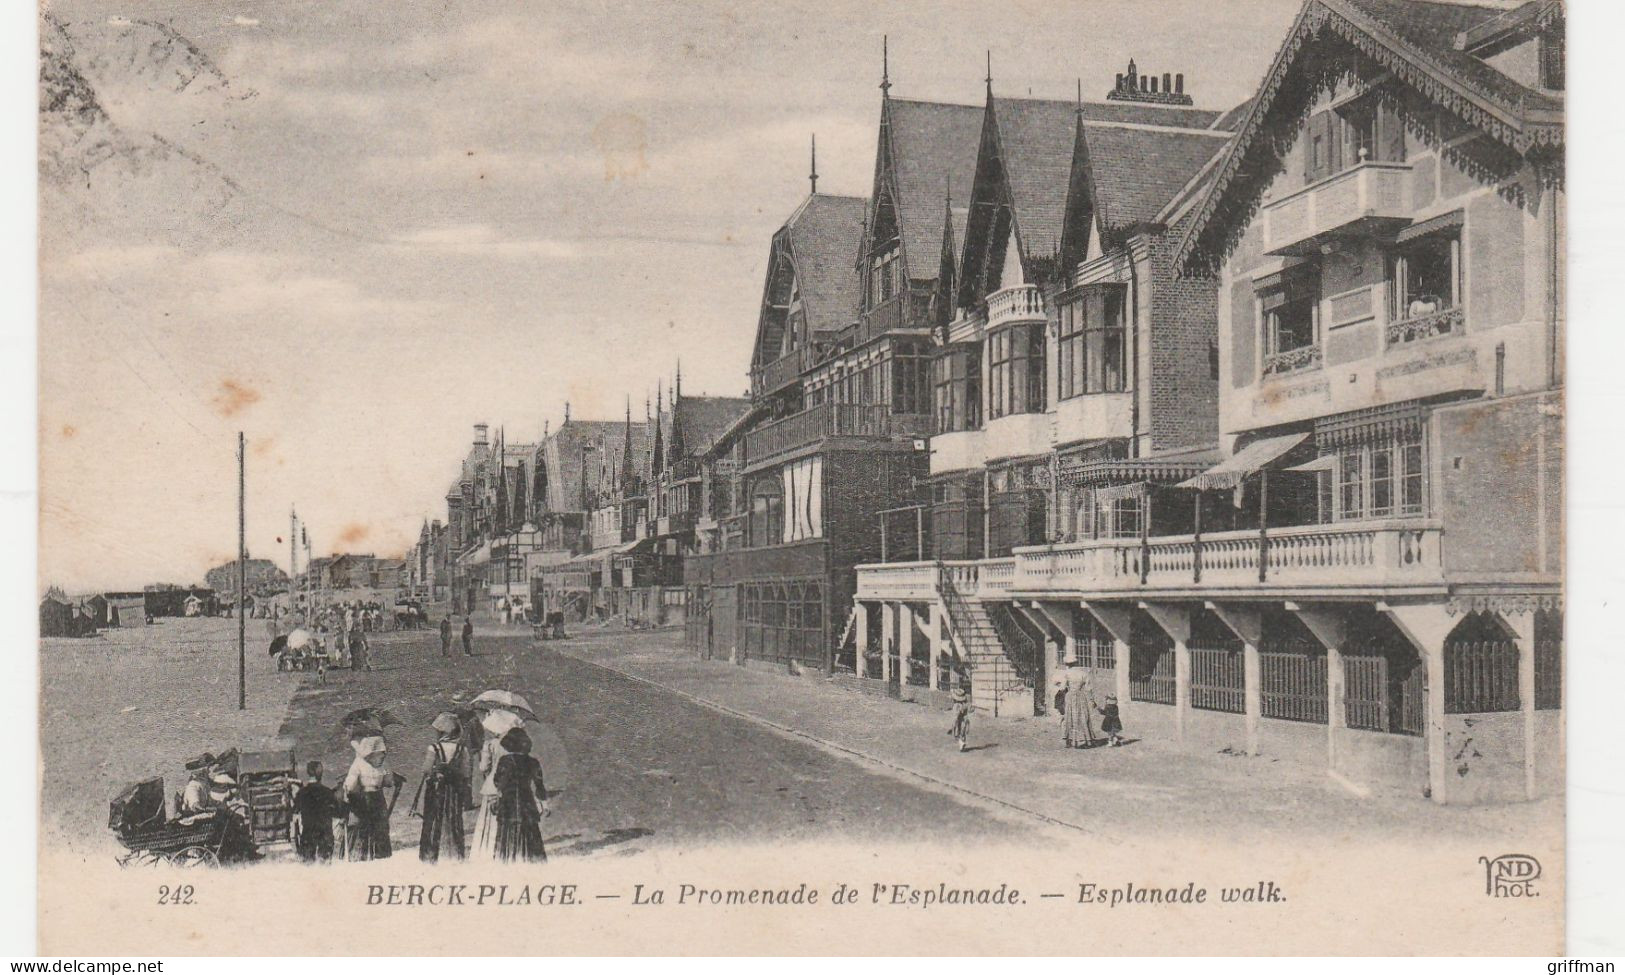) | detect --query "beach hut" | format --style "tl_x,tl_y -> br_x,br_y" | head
183,594 -> 204,617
